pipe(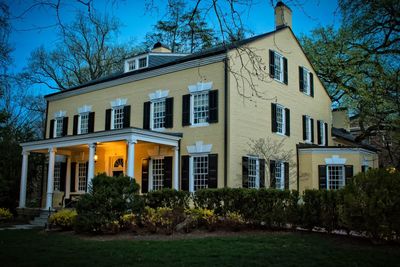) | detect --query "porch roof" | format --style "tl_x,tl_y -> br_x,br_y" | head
20,127 -> 182,152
